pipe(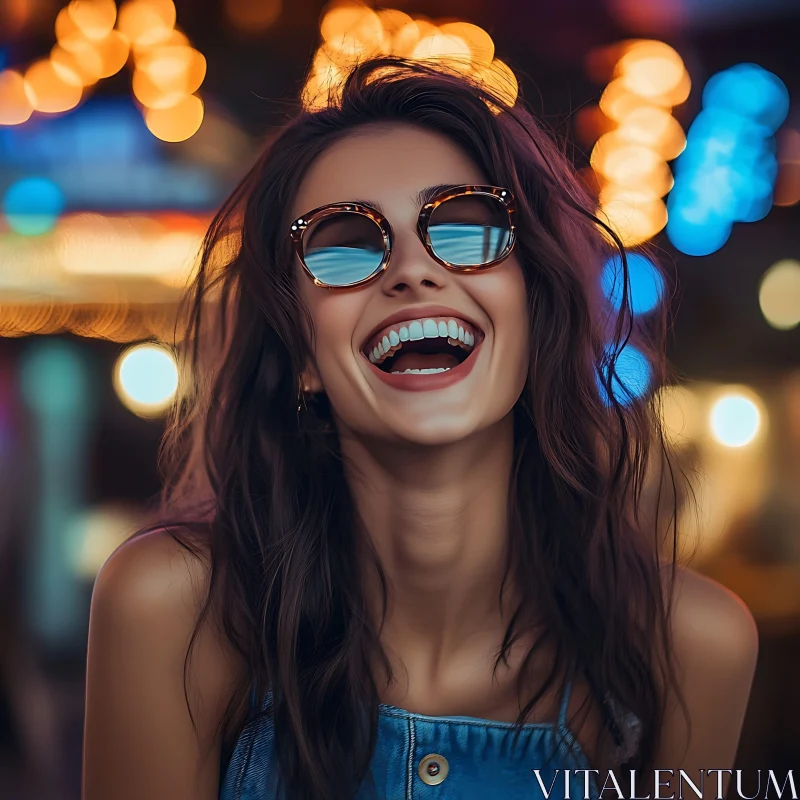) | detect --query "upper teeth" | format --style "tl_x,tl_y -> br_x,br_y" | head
365,317 -> 478,364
